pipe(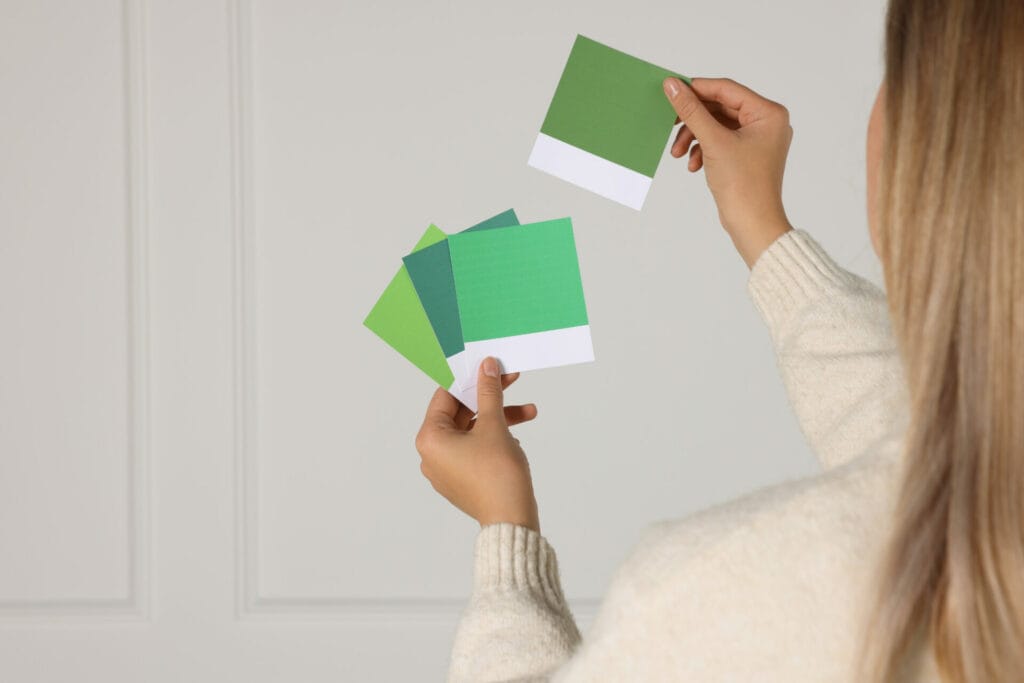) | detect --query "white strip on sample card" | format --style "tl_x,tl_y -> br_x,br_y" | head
528,133 -> 652,210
